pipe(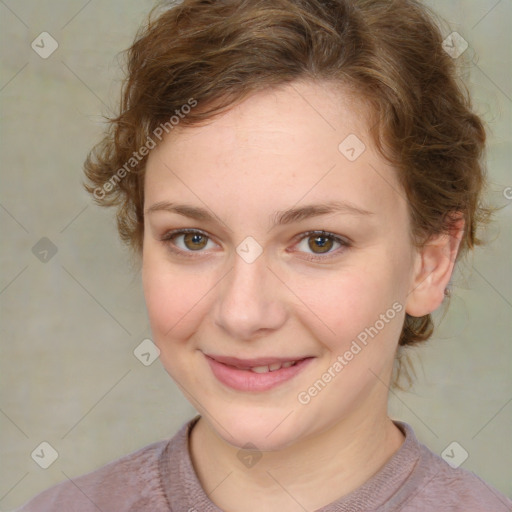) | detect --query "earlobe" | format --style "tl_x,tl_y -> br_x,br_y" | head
405,216 -> 465,317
